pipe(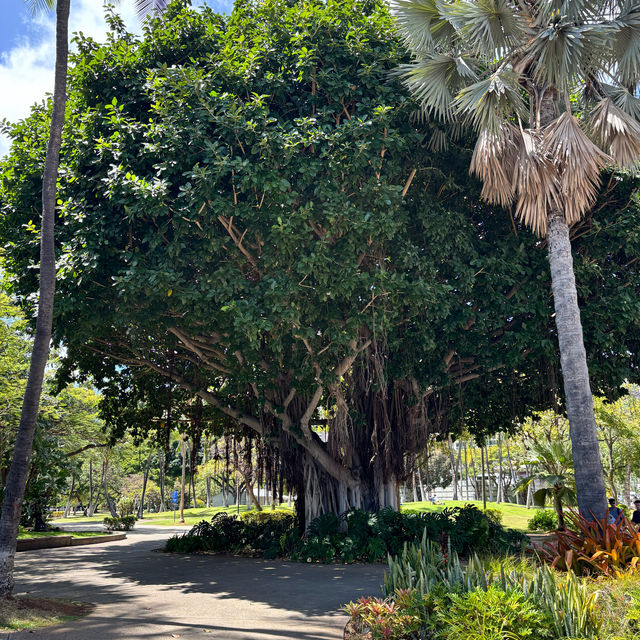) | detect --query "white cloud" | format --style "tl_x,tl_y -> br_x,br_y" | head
0,0 -> 141,158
